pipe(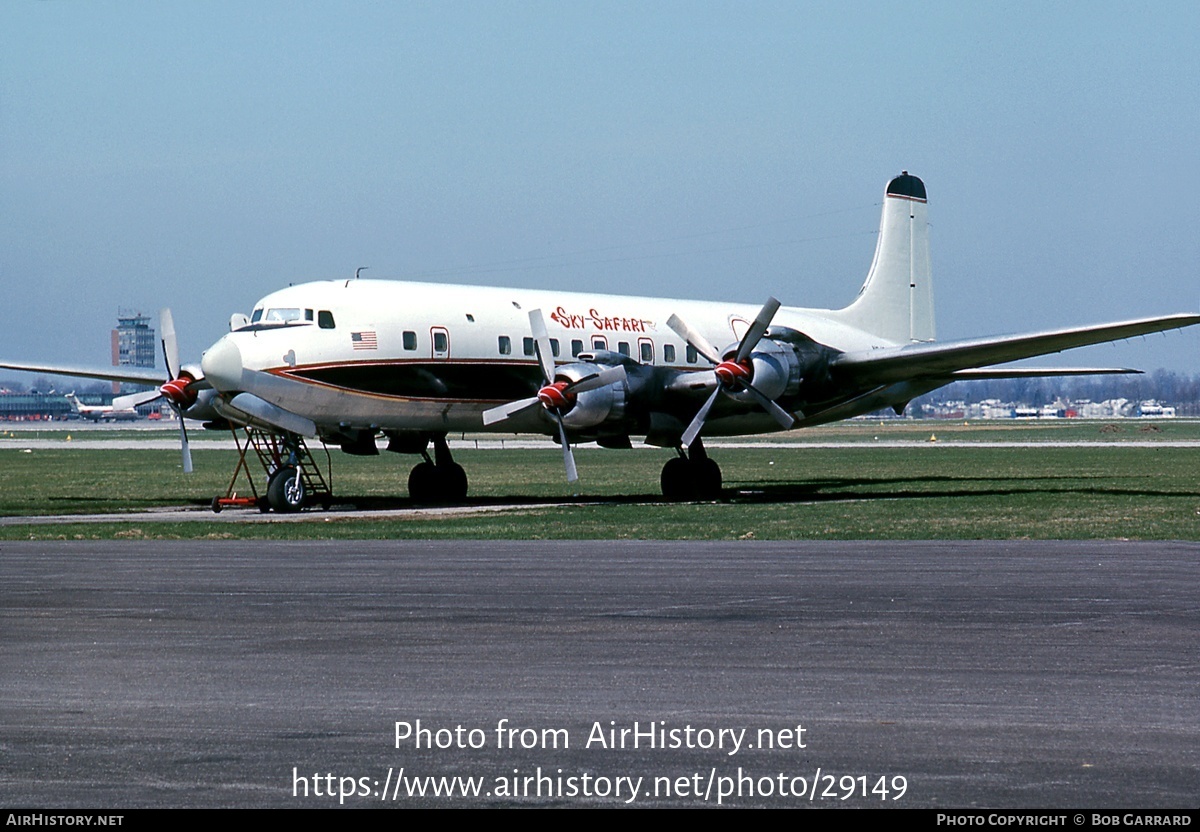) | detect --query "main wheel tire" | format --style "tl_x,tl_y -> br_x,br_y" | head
435,462 -> 469,502
660,456 -> 693,501
267,466 -> 306,513
408,461 -> 438,502
694,457 -> 722,500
